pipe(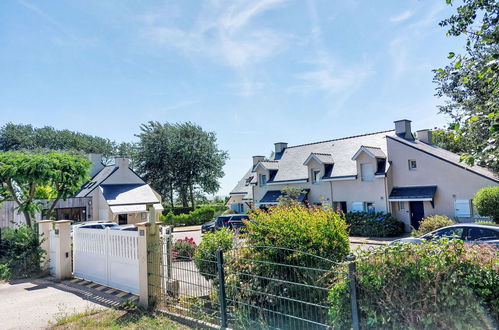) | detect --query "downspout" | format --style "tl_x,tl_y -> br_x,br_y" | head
384,177 -> 390,213
329,181 -> 333,208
